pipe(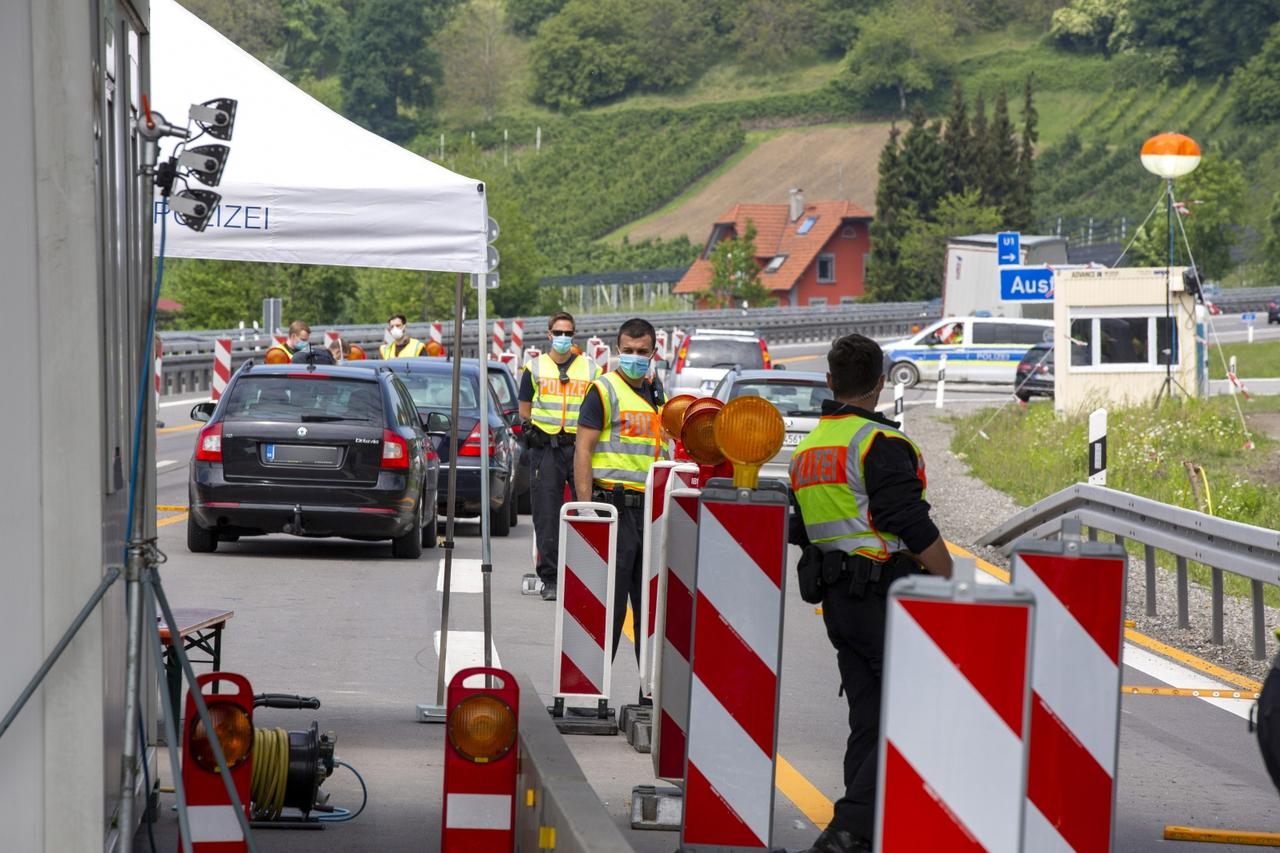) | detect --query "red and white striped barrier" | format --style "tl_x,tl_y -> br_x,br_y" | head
154,355 -> 162,411
511,319 -> 524,360
323,329 -> 339,348
655,329 -> 669,361
498,352 -> 517,375
651,485 -> 700,783
681,483 -> 789,848
672,327 -> 687,356
491,319 -> 505,360
179,672 -> 255,852
1012,540 -> 1126,853
876,560 -> 1035,852
430,321 -> 443,350
441,667 -> 519,852
592,343 -> 610,373
211,338 -> 232,401
523,347 -> 541,364
553,503 -> 617,703
640,462 -> 699,701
